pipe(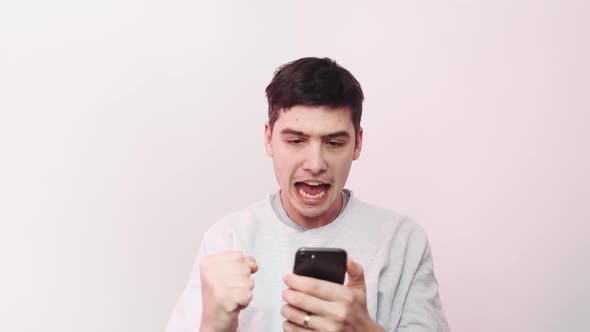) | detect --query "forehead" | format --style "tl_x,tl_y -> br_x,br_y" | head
274,105 -> 354,134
